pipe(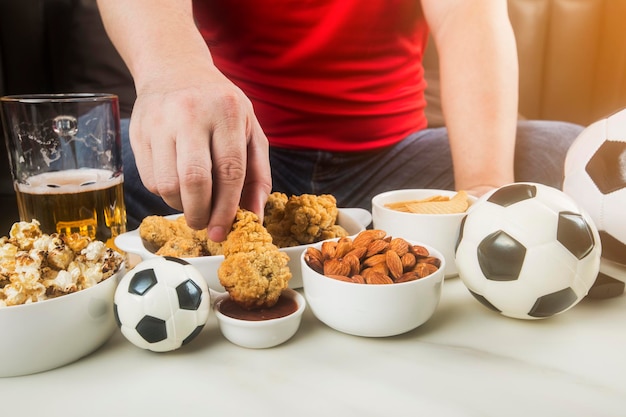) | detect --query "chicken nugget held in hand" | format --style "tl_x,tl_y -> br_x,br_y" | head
218,209 -> 292,309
